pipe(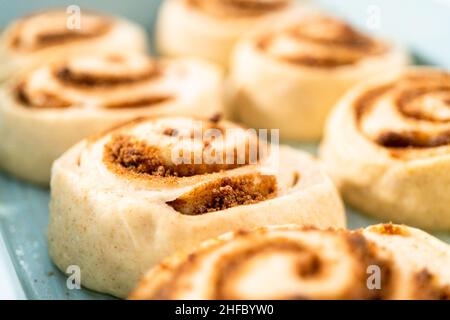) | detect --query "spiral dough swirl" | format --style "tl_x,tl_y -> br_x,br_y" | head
257,15 -> 387,68
6,10 -> 113,53
186,0 -> 292,17
355,69 -> 450,156
13,53 -> 197,110
130,224 -> 450,300
80,117 -> 278,215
